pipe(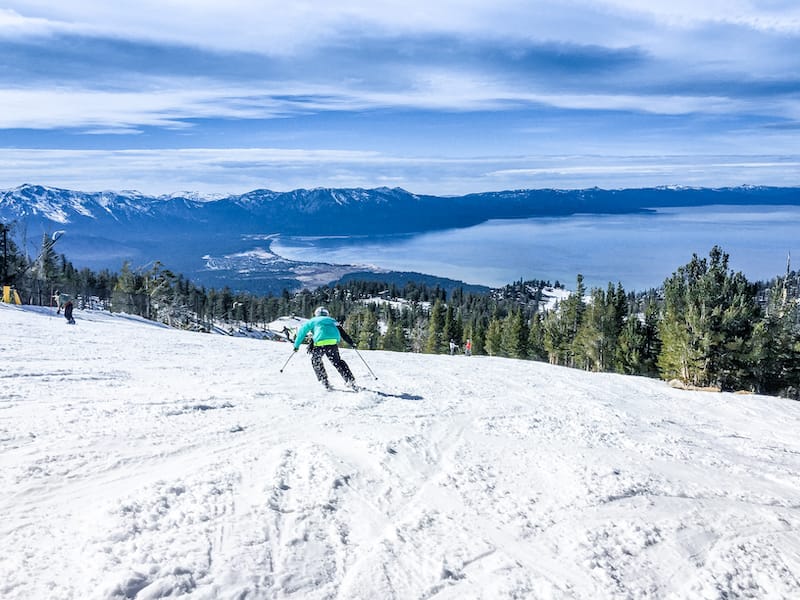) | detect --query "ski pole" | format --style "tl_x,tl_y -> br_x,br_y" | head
279,349 -> 297,373
352,348 -> 378,380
